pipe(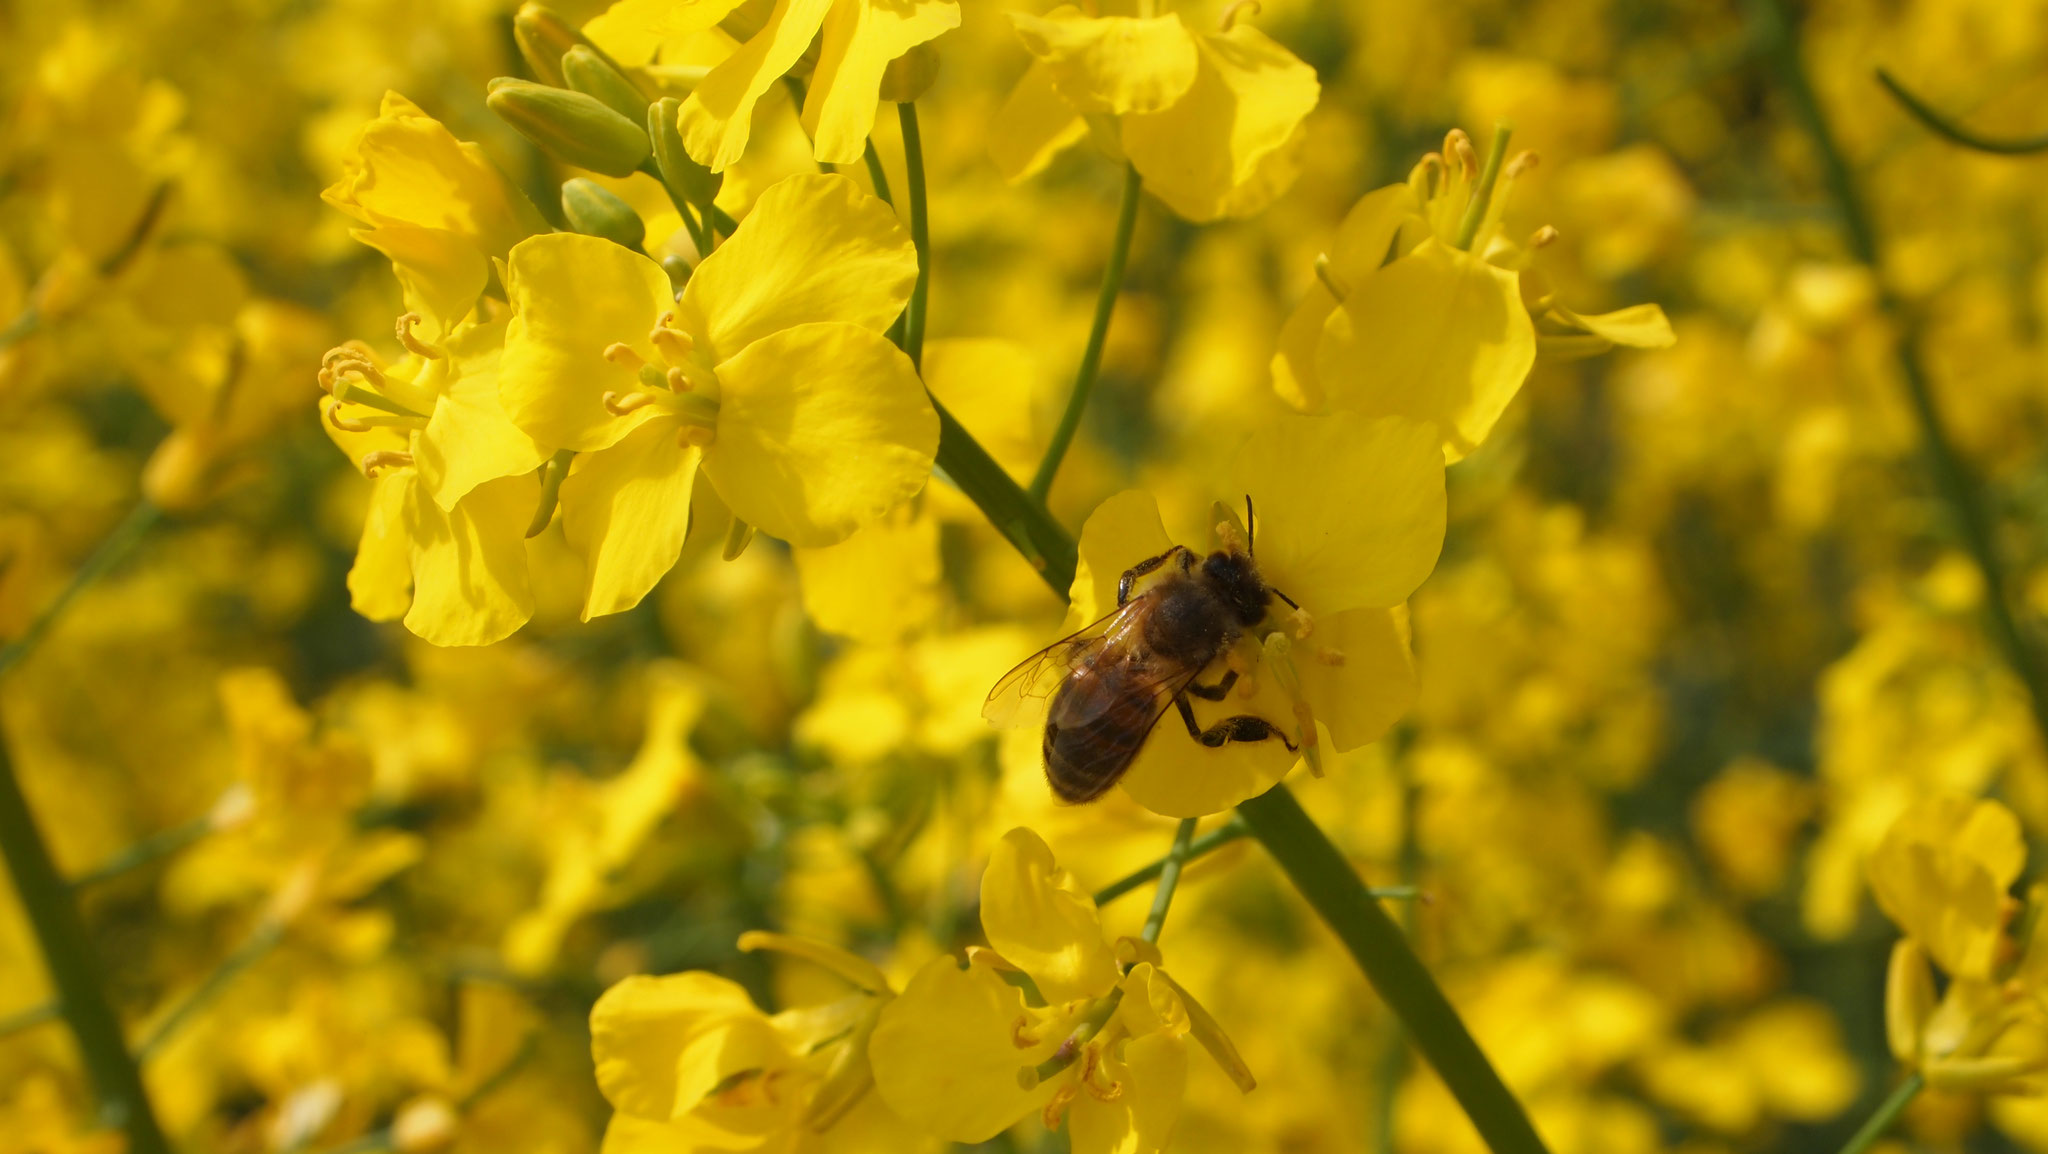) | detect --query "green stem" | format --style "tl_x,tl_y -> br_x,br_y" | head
1139,818 -> 1198,944
930,399 -> 1077,594
1876,70 -> 2048,154
1374,742 -> 1421,1154
0,500 -> 161,678
1836,1072 -> 1924,1154
0,736 -> 171,1153
1096,820 -> 1249,904
69,815 -> 211,889
137,917 -> 283,1061
863,138 -> 895,207
1752,0 -> 2048,749
1237,784 -> 1550,1154
1452,124 -> 1512,251
898,102 -> 931,371
1028,163 -> 1142,503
